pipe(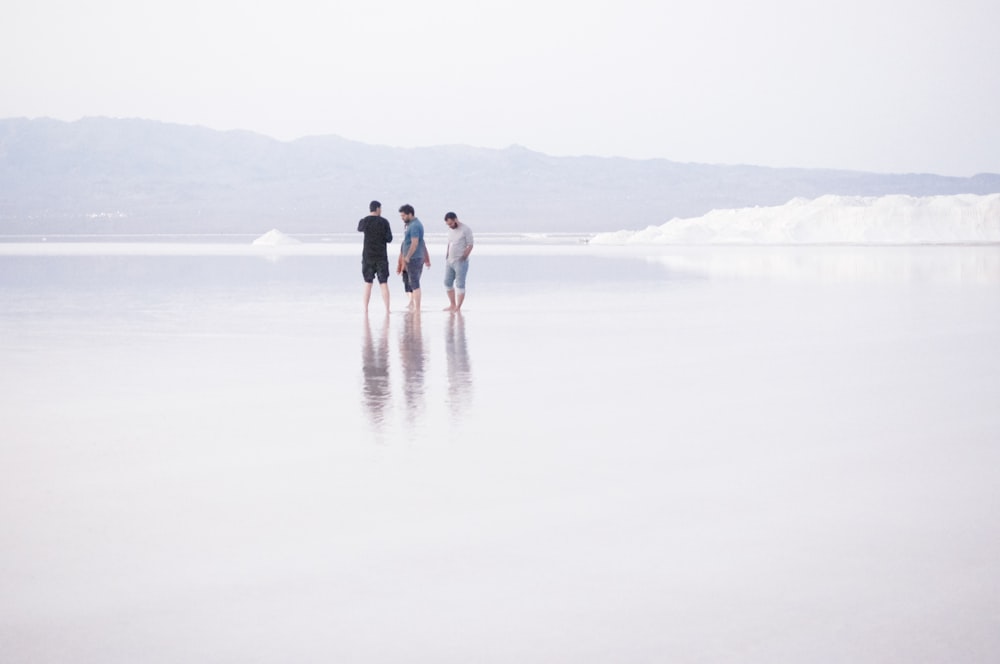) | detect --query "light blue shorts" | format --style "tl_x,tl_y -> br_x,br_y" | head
444,259 -> 470,292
